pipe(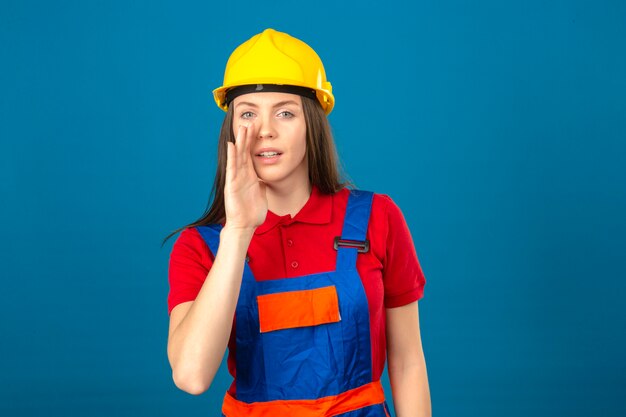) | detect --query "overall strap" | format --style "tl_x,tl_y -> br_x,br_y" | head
336,189 -> 374,271
195,223 -> 254,276
195,223 -> 223,258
